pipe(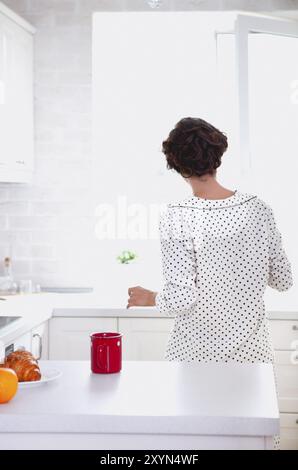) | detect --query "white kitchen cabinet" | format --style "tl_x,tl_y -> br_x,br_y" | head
118,317 -> 174,361
31,321 -> 49,360
3,321 -> 48,359
49,317 -> 118,360
0,2 -> 35,182
280,414 -> 298,451
274,350 -> 298,413
269,319 -> 298,450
